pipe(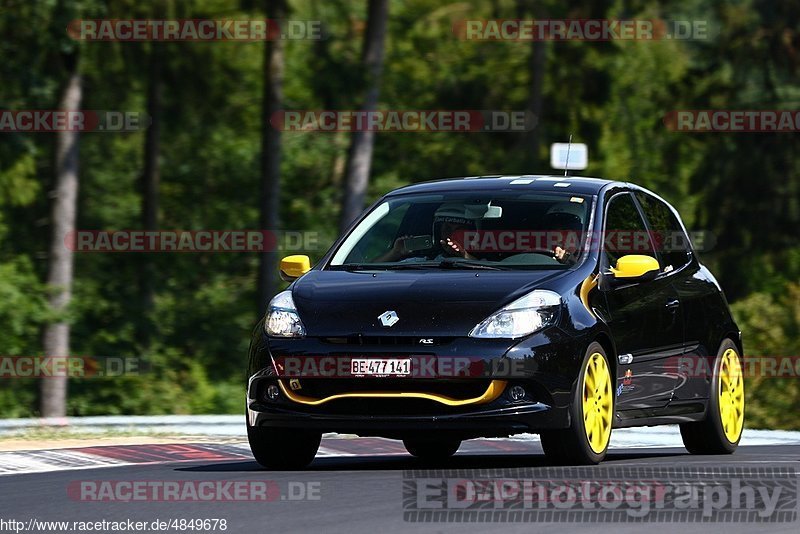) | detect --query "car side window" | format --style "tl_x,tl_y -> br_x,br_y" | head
635,192 -> 692,272
603,193 -> 656,268
344,203 -> 410,263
